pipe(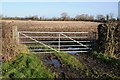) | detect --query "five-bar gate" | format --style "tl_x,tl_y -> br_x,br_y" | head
18,31 -> 96,54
